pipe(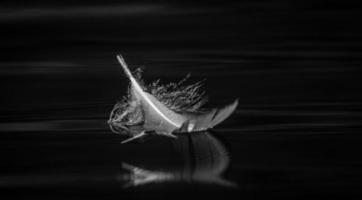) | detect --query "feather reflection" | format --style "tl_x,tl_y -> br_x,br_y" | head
121,132 -> 235,187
